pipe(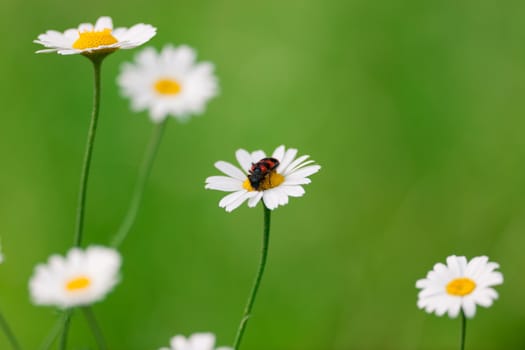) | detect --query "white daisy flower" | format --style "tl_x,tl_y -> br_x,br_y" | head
416,255 -> 503,318
159,333 -> 232,350
117,44 -> 218,123
34,16 -> 156,56
205,145 -> 321,212
29,246 -> 121,309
